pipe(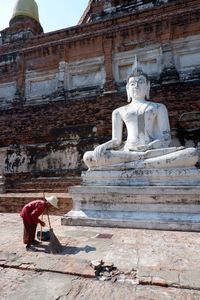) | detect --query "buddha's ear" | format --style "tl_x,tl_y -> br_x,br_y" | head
145,81 -> 150,100
126,83 -> 131,102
